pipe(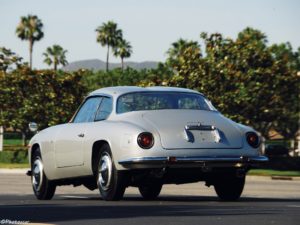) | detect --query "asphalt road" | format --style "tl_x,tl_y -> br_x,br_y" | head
0,173 -> 299,225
